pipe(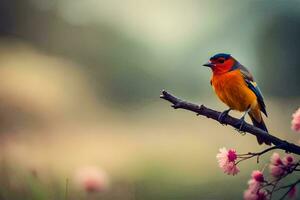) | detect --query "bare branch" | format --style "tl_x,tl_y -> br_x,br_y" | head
160,90 -> 300,155
237,145 -> 282,164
